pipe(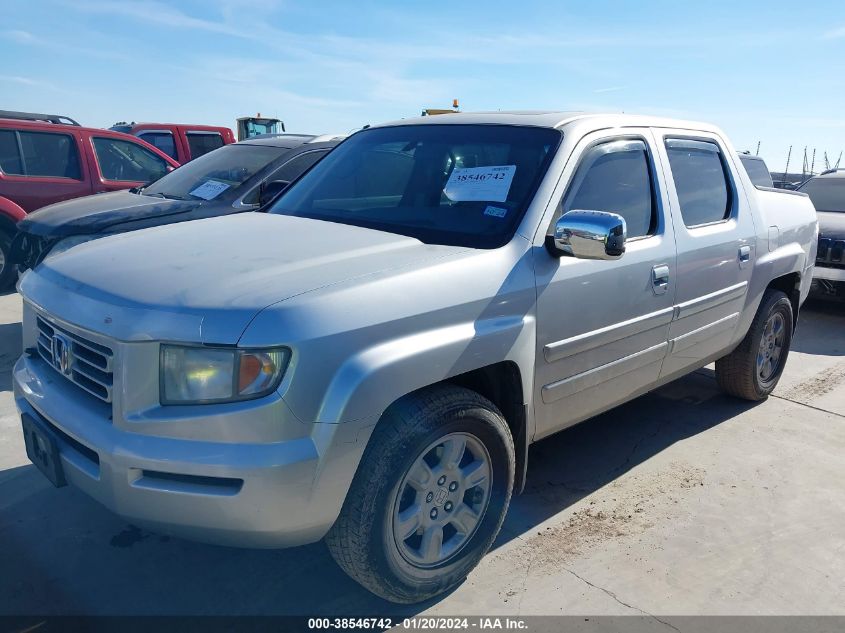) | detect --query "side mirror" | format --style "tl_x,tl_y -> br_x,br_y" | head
546,210 -> 626,260
258,179 -> 291,206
